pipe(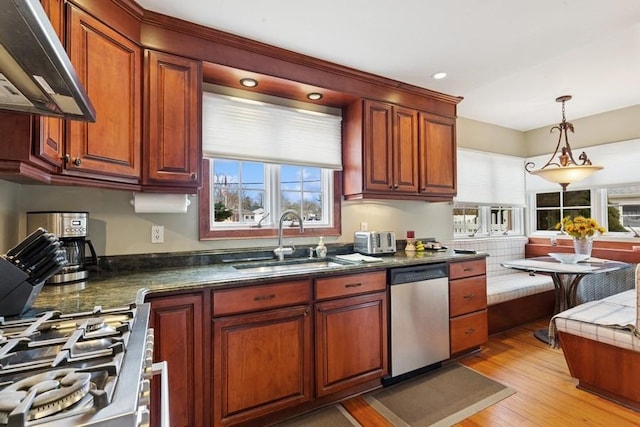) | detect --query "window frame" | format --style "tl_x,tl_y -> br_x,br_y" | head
453,204 -> 525,239
527,186 -> 640,238
199,159 -> 342,240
